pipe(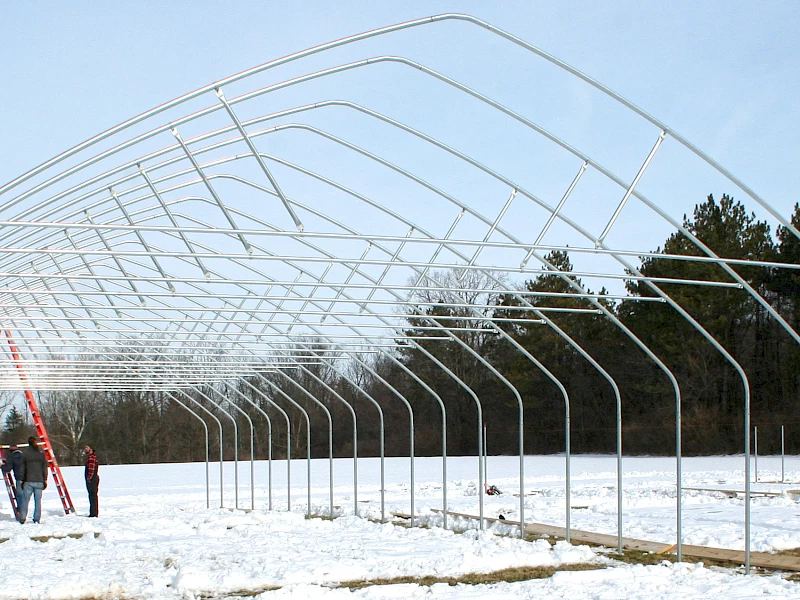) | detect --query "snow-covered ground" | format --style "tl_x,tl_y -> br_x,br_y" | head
1,454 -> 799,599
